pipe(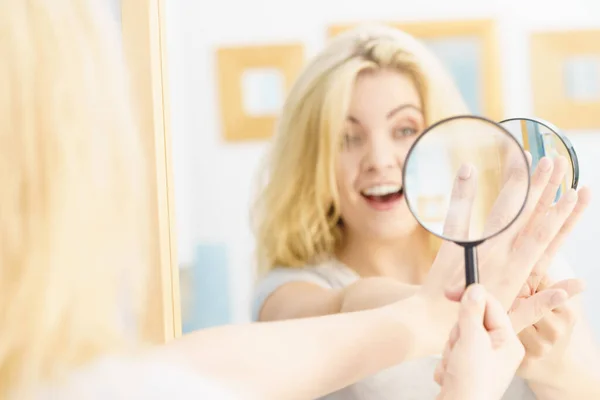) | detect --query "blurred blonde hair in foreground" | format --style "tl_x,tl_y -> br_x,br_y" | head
252,24 -> 469,274
0,0 -> 149,397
